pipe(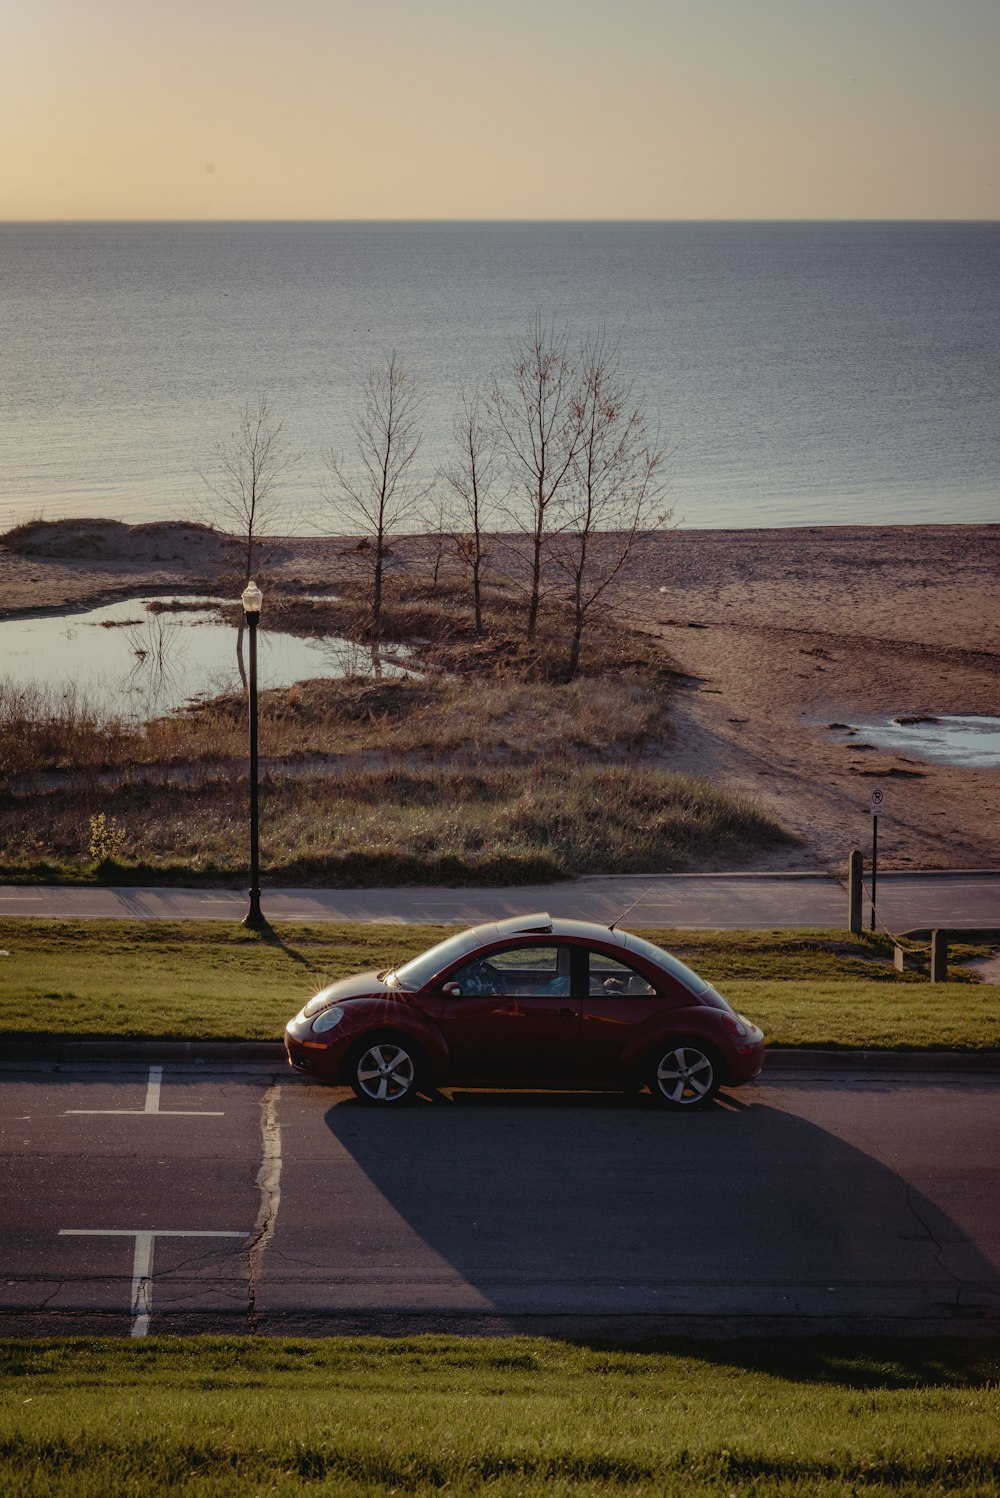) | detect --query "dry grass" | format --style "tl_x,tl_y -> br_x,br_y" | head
0,667 -> 670,776
1,568 -> 791,883
1,762 -> 787,885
